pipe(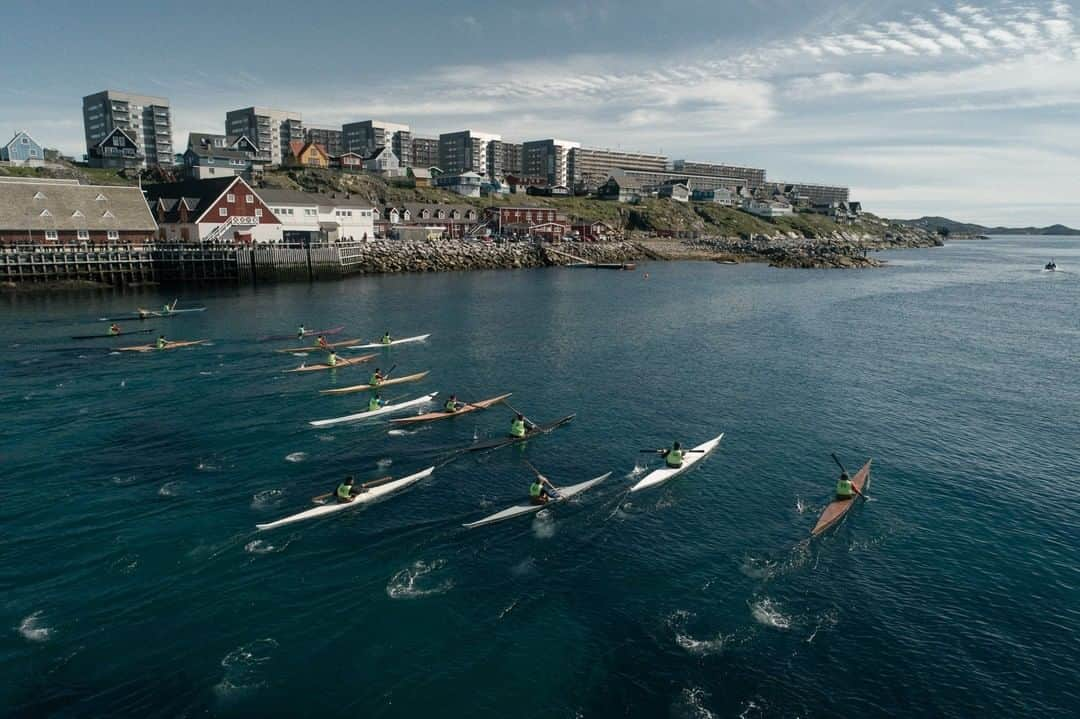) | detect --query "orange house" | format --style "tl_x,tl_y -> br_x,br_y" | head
286,140 -> 330,169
